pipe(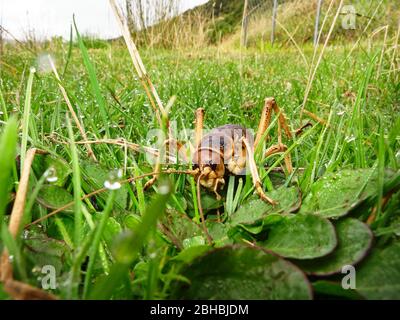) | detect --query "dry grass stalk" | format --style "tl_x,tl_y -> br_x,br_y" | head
109,0 -> 165,126
0,148 -> 57,300
300,0 -> 344,119
48,57 -> 97,162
